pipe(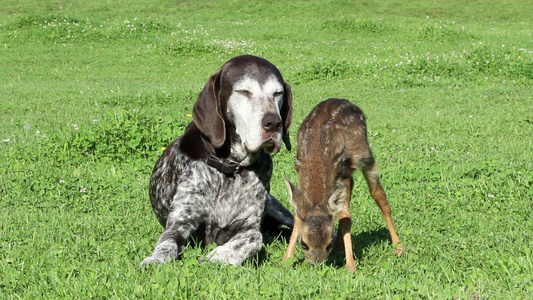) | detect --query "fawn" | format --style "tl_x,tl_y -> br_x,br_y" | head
282,98 -> 403,272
